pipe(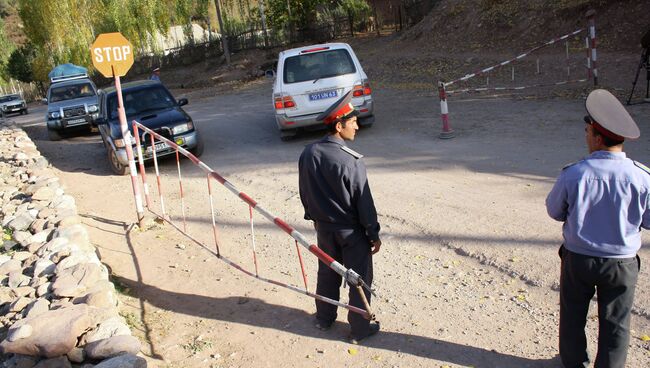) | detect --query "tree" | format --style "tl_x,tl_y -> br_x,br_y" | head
17,0 -> 212,82
6,44 -> 35,82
